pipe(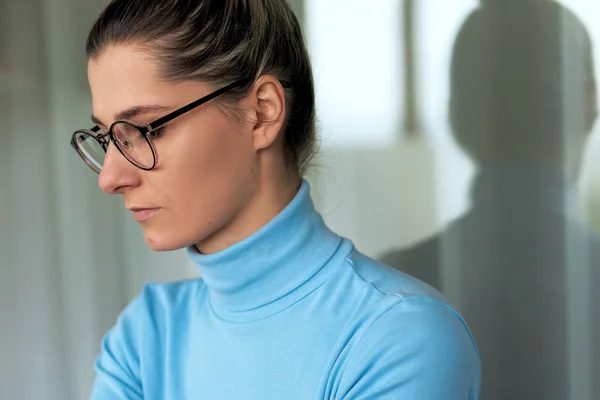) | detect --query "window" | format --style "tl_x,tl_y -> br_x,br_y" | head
305,0 -> 403,148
